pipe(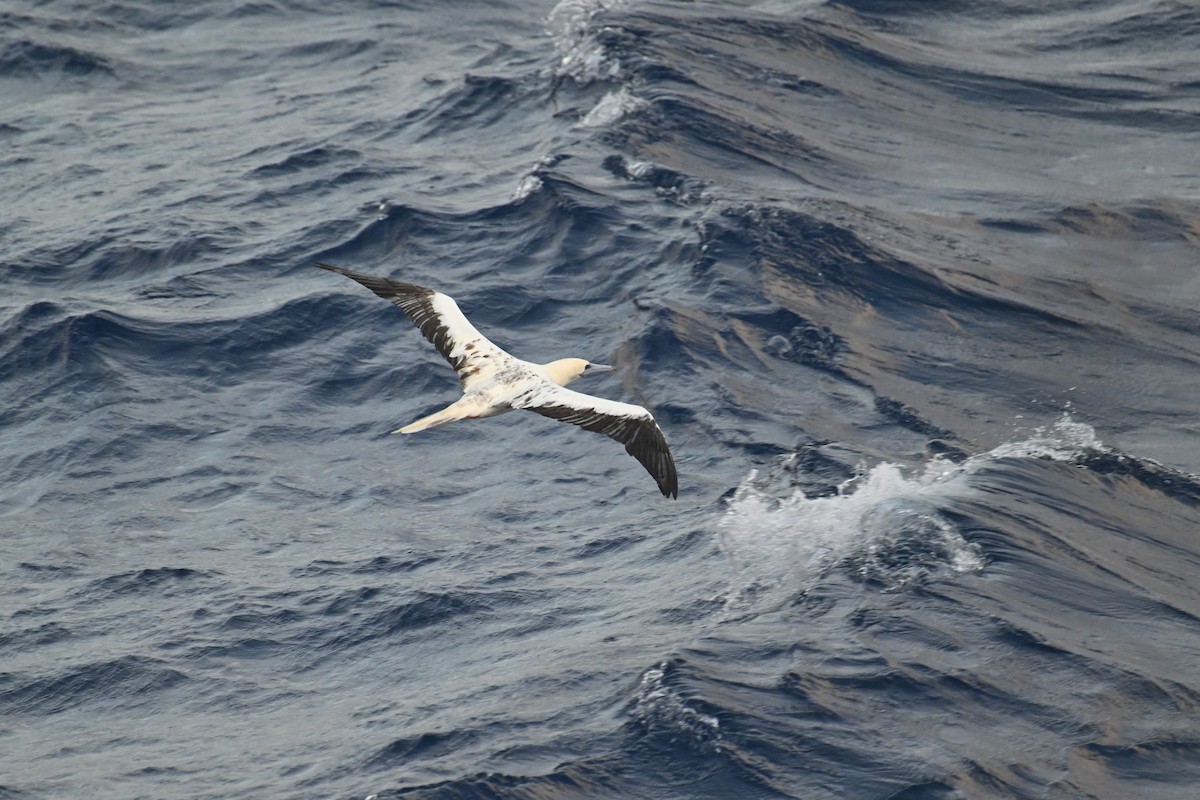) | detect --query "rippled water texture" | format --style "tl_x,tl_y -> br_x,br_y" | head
4,1 -> 1200,798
